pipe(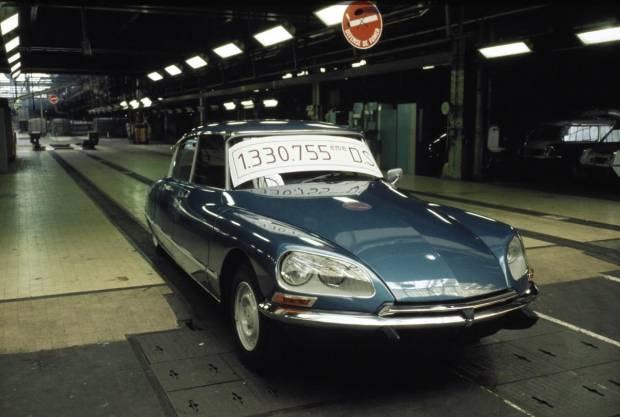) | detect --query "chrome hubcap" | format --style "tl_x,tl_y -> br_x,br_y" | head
234,281 -> 260,351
